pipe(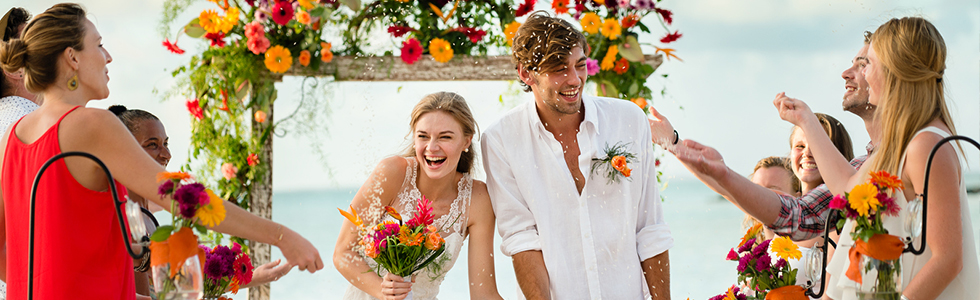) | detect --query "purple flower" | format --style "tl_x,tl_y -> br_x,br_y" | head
174,183 -> 206,206
204,245 -> 237,280
586,58 -> 599,75
737,255 -> 752,273
752,239 -> 771,258
726,248 -> 739,261
878,192 -> 901,216
775,258 -> 788,269
709,295 -> 725,300
179,202 -> 197,219
244,0 -> 256,6
755,253 -> 771,272
634,0 -> 653,10
158,180 -> 175,196
738,240 -> 754,253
